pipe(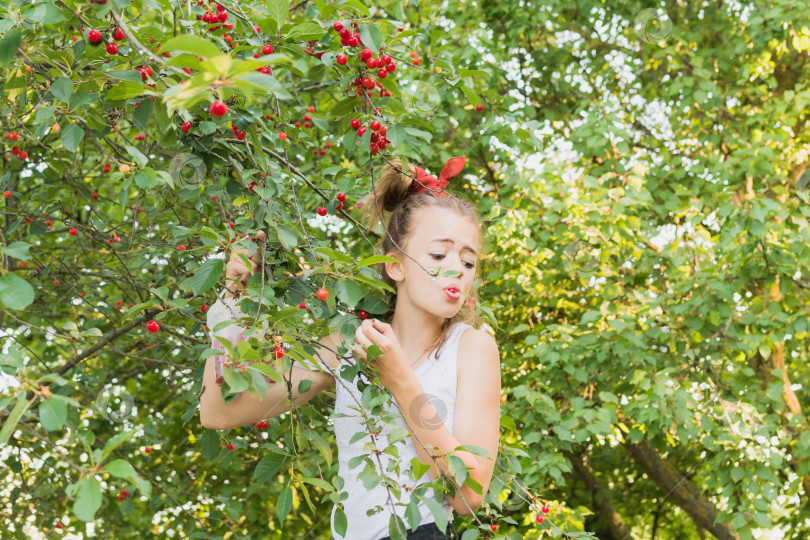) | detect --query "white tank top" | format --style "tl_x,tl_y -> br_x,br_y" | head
323,321 -> 472,540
